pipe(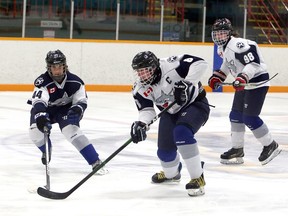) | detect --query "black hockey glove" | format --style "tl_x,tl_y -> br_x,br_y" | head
35,112 -> 52,133
130,121 -> 147,144
67,105 -> 83,125
173,80 -> 192,105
